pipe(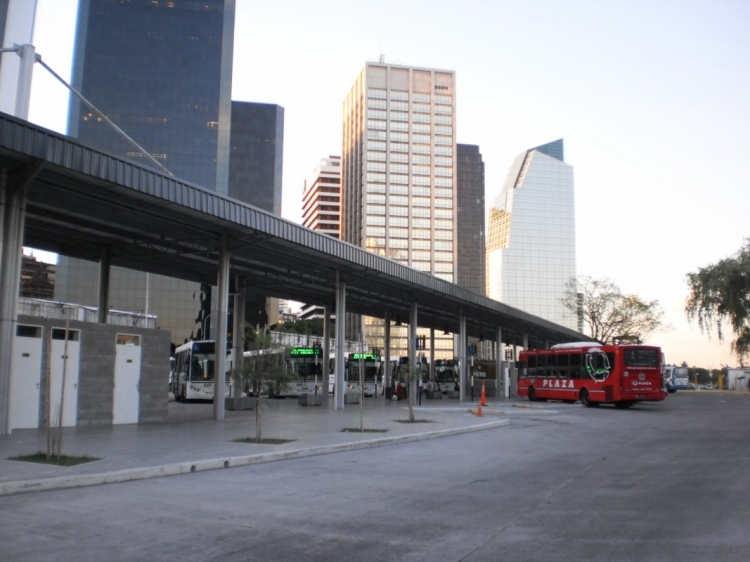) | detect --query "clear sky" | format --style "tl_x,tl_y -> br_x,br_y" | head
26,0 -> 750,369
